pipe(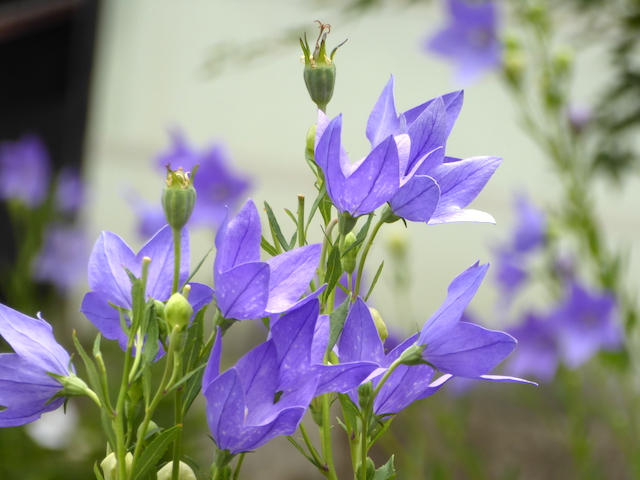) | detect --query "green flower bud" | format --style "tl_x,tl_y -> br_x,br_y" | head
49,372 -> 96,400
300,21 -> 346,112
358,381 -> 373,410
306,124 -> 317,163
162,165 -> 198,230
137,420 -> 160,443
165,292 -> 193,330
100,452 -> 133,480
341,232 -> 357,274
158,461 -> 197,480
369,308 -> 388,344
